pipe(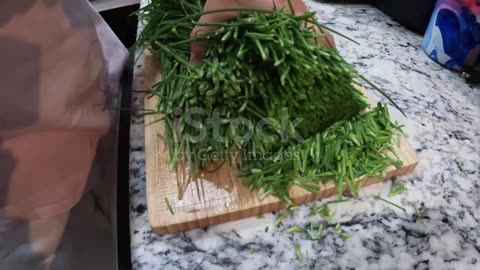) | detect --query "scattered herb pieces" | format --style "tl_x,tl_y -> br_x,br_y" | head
287,226 -> 307,234
288,205 -> 301,211
457,164 -> 468,176
327,199 -> 350,204
164,198 -> 175,215
341,232 -> 352,240
286,225 -> 322,241
249,247 -> 256,254
295,244 -> 303,260
275,214 -> 285,228
335,224 -> 342,234
333,223 -> 352,240
308,204 -> 322,217
389,180 -> 407,197
309,203 -> 336,224
374,195 -> 407,212
316,224 -> 324,237
323,205 -> 337,224
413,205 -> 426,227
